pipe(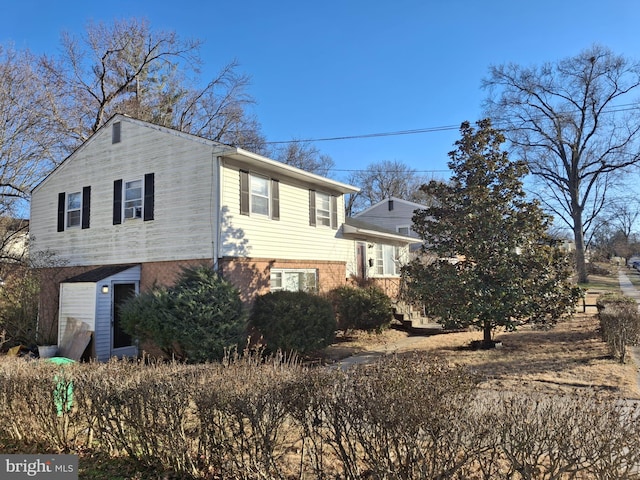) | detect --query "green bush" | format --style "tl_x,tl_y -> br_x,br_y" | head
330,285 -> 393,333
120,266 -> 247,363
249,291 -> 336,354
